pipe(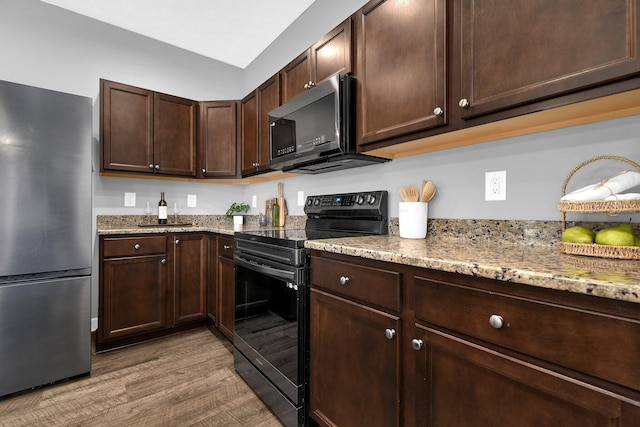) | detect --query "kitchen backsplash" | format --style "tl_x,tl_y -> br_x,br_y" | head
98,215 -> 574,247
